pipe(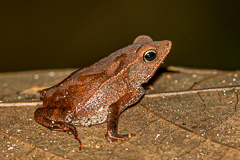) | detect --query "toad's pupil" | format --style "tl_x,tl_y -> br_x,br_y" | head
144,50 -> 156,62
